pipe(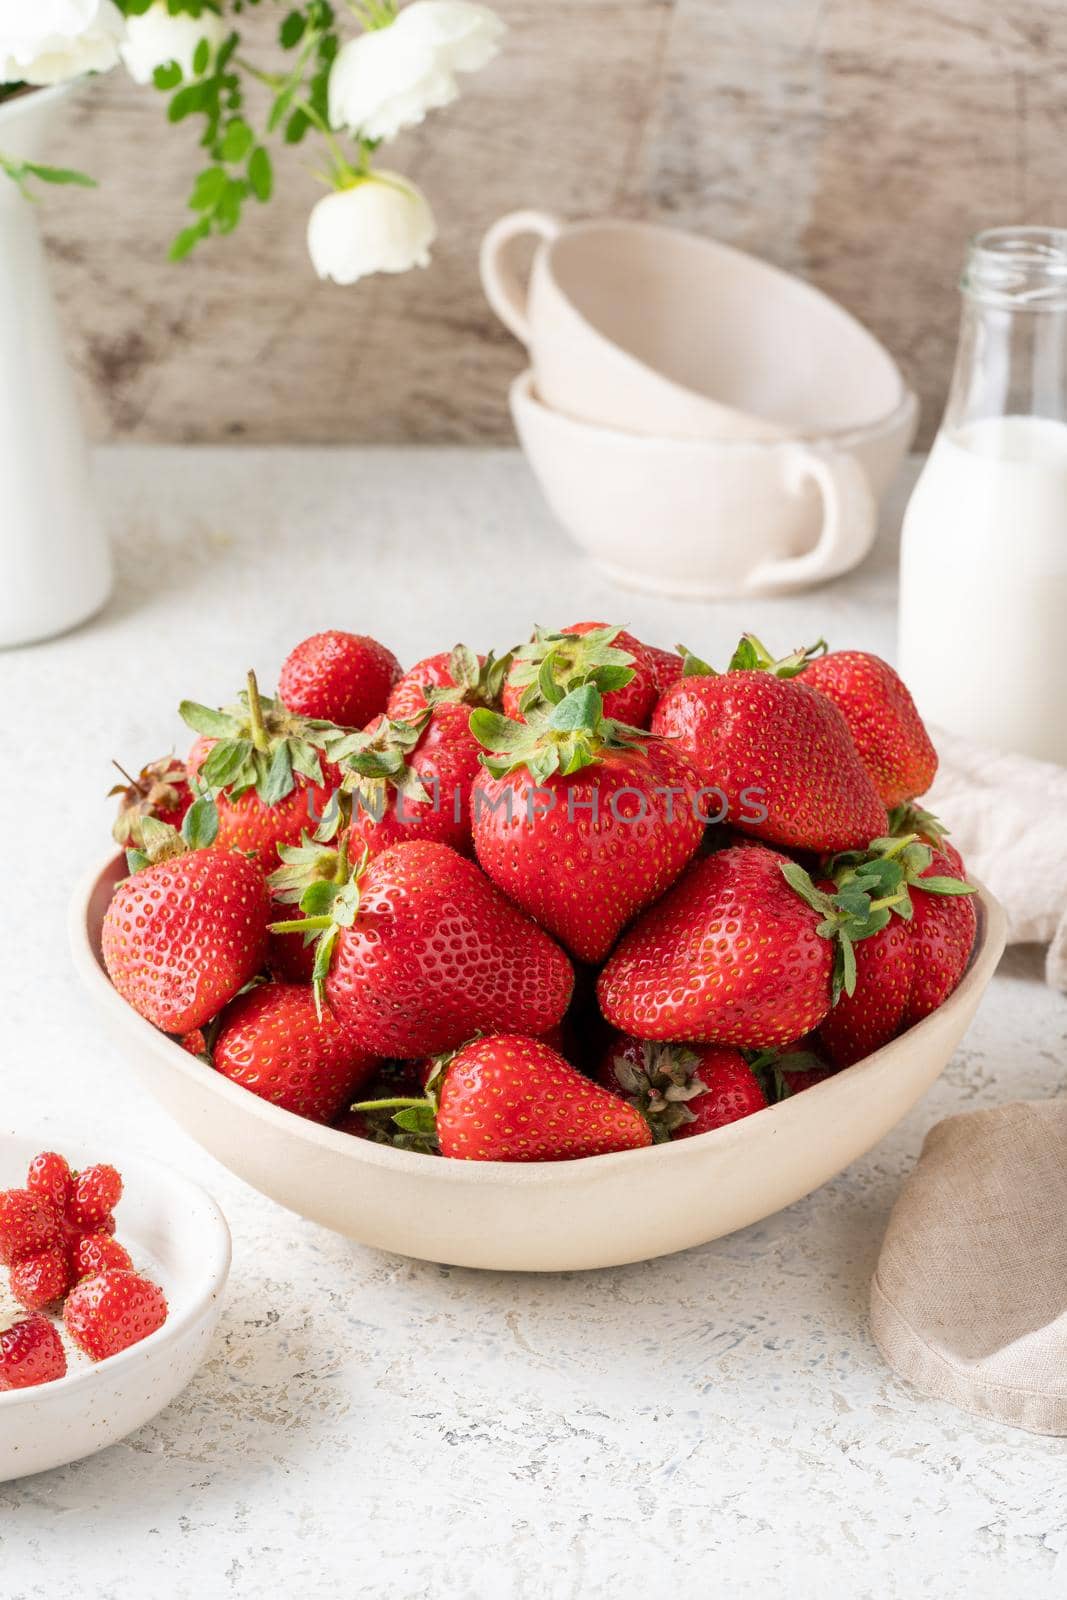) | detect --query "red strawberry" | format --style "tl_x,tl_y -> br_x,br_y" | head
651,635 -> 887,852
273,840 -> 573,1058
278,630 -> 401,728
342,704 -> 483,859
503,623 -> 659,727
266,909 -> 319,983
27,1151 -> 73,1215
102,843 -> 271,1034
0,1314 -> 66,1390
70,1234 -> 134,1280
67,1165 -> 123,1231
180,1028 -> 210,1058
430,1035 -> 652,1160
800,650 -> 937,808
470,683 -> 704,962
818,842 -> 977,1066
0,1189 -> 60,1266
110,756 -> 193,847
212,981 -> 379,1123
10,1247 -> 71,1310
181,670 -> 340,871
64,1269 -> 168,1361
385,644 -> 510,723
596,844 -> 882,1048
644,643 -> 685,697
598,1037 -> 767,1139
